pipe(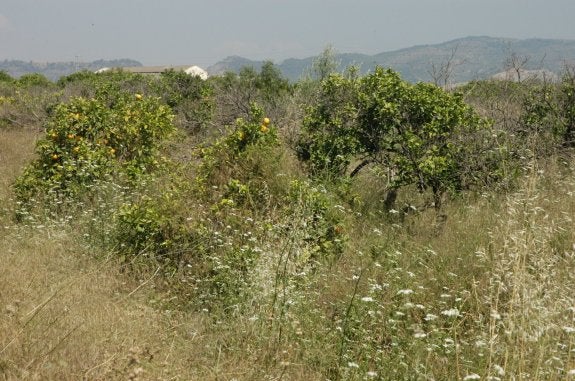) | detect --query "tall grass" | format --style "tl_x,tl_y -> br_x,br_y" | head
4,131 -> 575,380
4,77 -> 575,380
